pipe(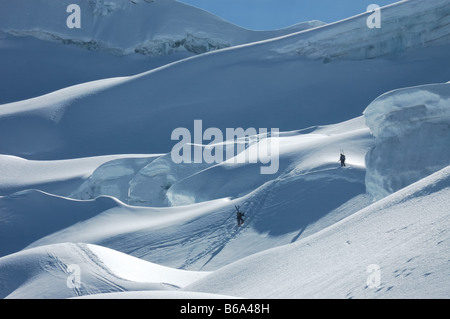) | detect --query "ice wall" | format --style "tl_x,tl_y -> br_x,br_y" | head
71,154 -> 211,207
363,82 -> 450,200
